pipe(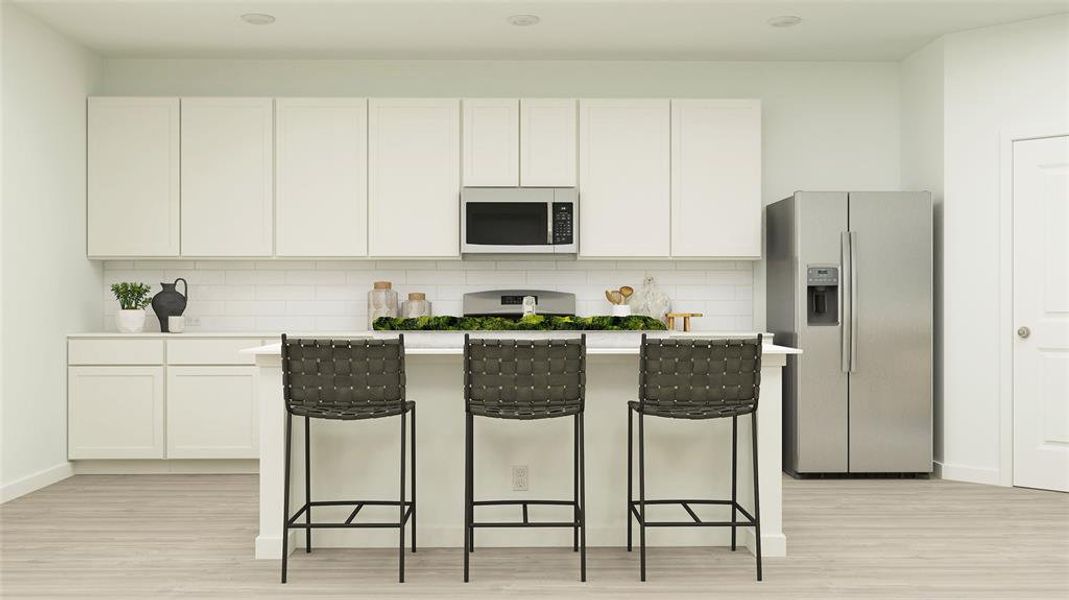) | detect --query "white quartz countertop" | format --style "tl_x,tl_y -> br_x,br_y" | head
232,330 -> 800,356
